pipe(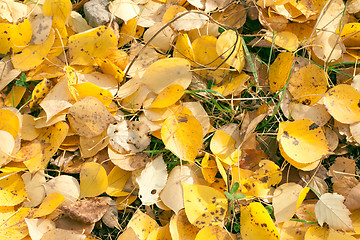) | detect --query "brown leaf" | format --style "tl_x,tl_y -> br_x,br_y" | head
61,197 -> 109,224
